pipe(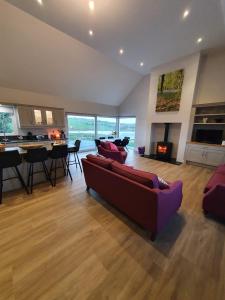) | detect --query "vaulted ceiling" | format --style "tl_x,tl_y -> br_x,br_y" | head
1,0 -> 225,106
